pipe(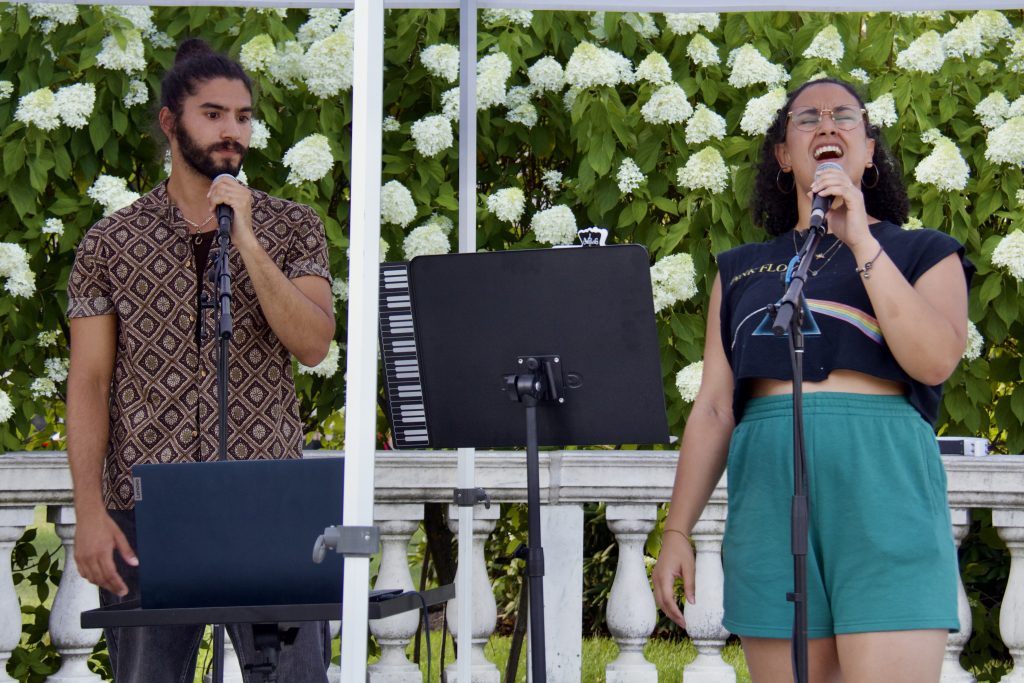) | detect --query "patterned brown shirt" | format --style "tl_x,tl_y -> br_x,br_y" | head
68,181 -> 332,510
